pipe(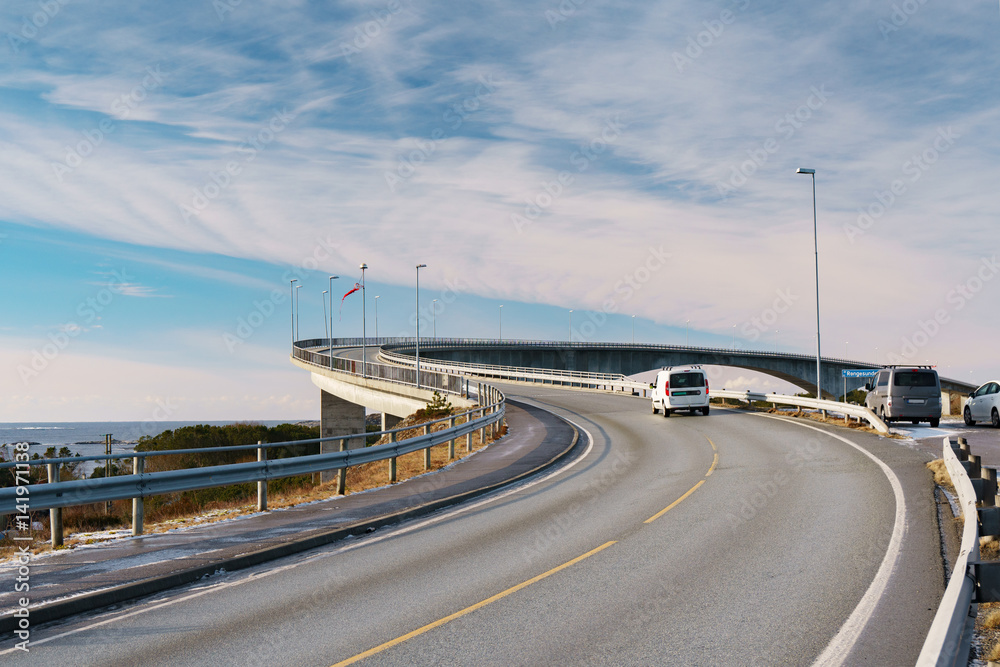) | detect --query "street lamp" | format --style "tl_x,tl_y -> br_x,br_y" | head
568,310 -> 573,342
632,315 -> 636,345
499,305 -> 504,341
732,324 -> 736,350
329,275 -> 339,369
322,290 -> 329,342
289,279 -> 297,345
797,167 -> 822,399
686,319 -> 689,346
295,284 -> 302,342
374,295 -> 380,340
415,264 -> 426,388
432,299 -> 438,338
359,263 -> 368,378
775,330 -> 779,354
